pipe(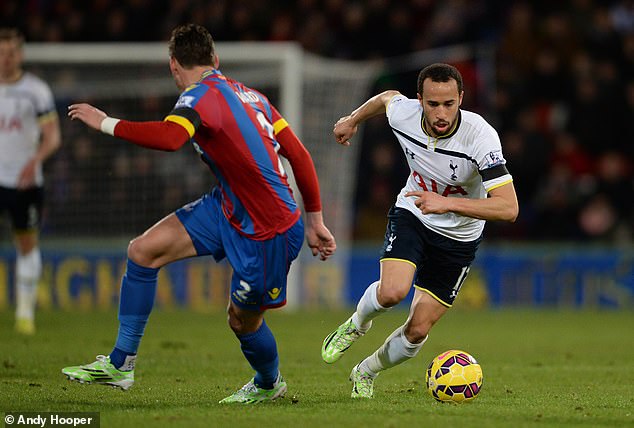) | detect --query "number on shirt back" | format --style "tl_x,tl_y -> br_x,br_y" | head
256,111 -> 286,177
